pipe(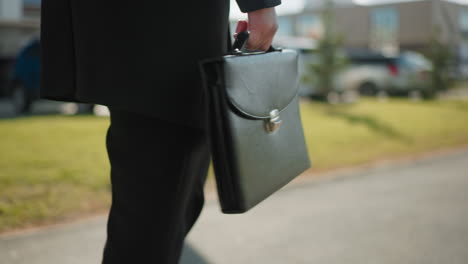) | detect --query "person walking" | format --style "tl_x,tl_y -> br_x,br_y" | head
40,0 -> 280,263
